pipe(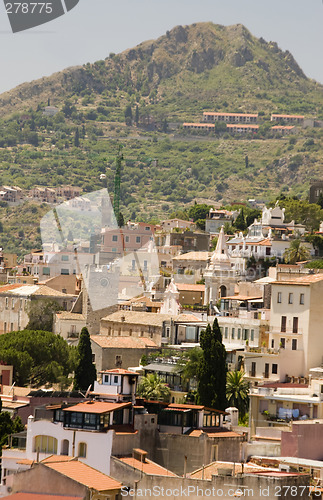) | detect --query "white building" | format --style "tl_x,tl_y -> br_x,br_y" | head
1,400 -> 132,488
